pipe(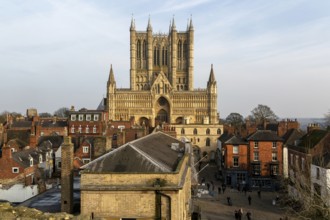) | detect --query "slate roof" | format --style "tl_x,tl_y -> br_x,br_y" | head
225,135 -> 248,145
12,148 -> 41,168
11,121 -> 32,128
218,133 -> 233,143
38,120 -> 68,127
312,152 -> 330,169
38,136 -> 64,149
81,131 -> 185,173
7,130 -> 30,145
247,130 -> 283,141
298,129 -> 328,148
282,129 -> 305,145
